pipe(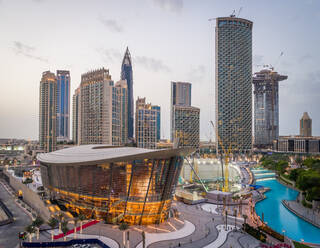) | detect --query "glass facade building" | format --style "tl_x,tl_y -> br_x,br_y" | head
215,17 -> 253,153
56,70 -> 70,142
173,106 -> 200,148
121,47 -> 134,140
253,69 -> 287,148
38,145 -> 192,225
